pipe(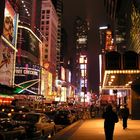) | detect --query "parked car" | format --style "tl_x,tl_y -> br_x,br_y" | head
54,110 -> 75,125
70,109 -> 79,121
45,110 -> 57,121
14,106 -> 30,113
0,105 -> 15,117
0,112 -> 26,140
12,112 -> 56,139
